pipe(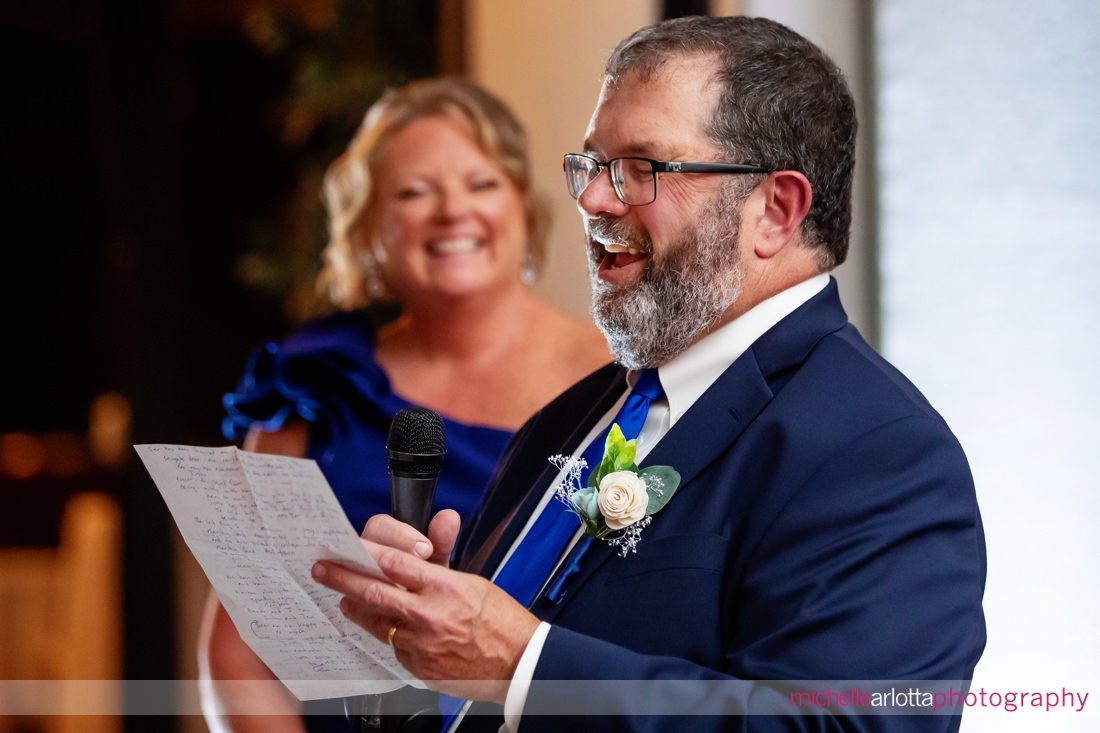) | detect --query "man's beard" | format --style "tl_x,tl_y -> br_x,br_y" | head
587,188 -> 745,370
